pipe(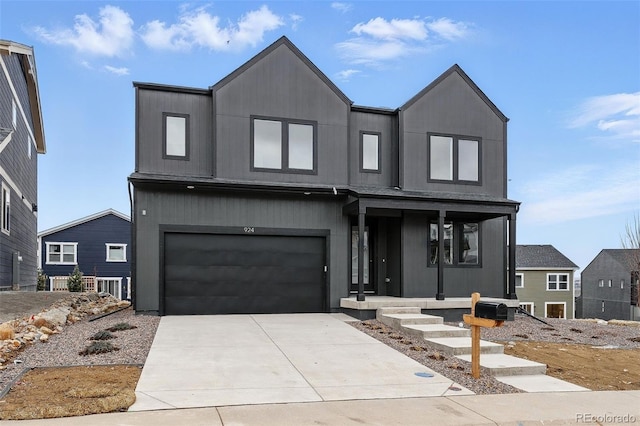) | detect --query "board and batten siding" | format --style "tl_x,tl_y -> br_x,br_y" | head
213,43 -> 350,185
349,110 -> 397,187
134,189 -> 349,313
580,253 -> 632,320
401,71 -> 506,196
